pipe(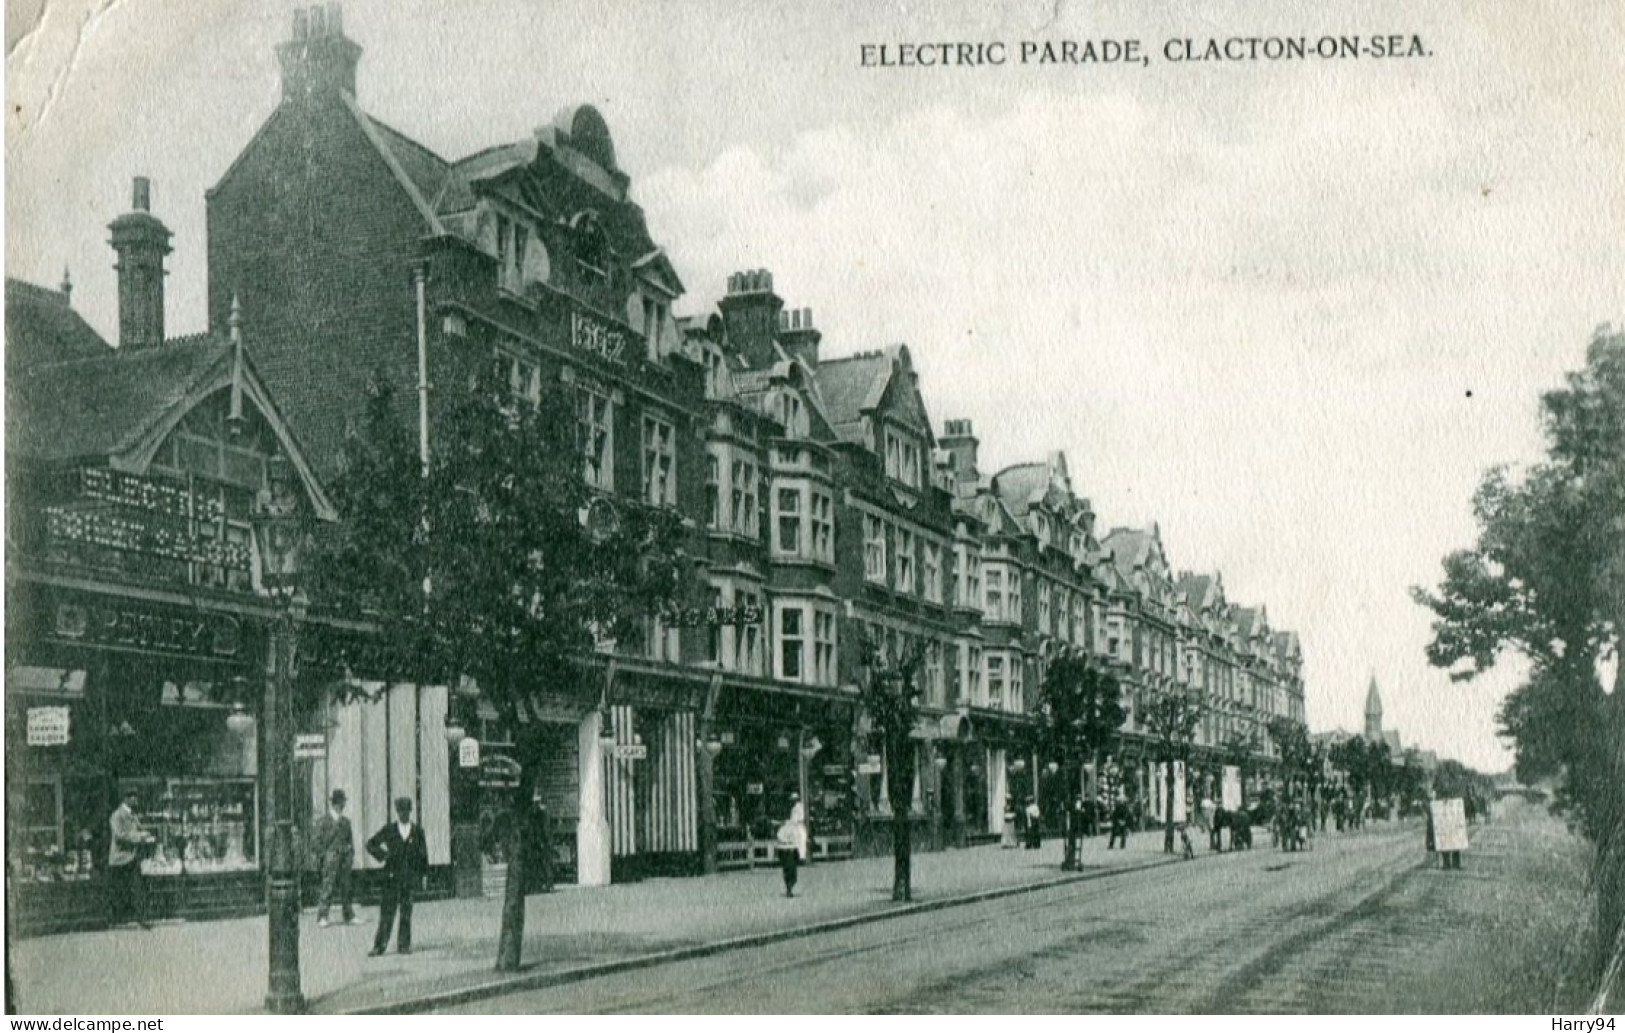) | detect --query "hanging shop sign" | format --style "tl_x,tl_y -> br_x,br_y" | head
746,782 -> 764,796
857,755 -> 883,775
611,743 -> 647,761
26,706 -> 71,746
293,734 -> 327,760
481,754 -> 522,788
458,737 -> 482,769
